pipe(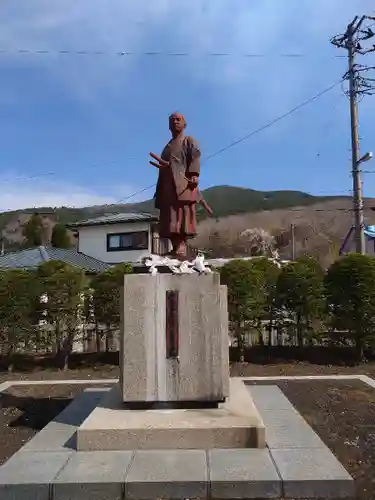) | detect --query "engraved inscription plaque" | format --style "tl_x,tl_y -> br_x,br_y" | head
166,290 -> 179,358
